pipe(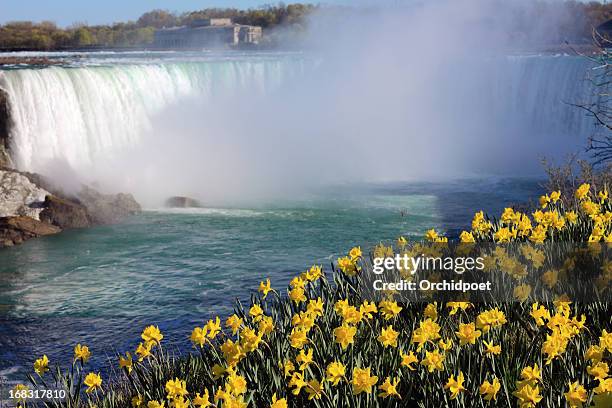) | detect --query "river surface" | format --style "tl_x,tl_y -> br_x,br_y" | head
0,179 -> 542,383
